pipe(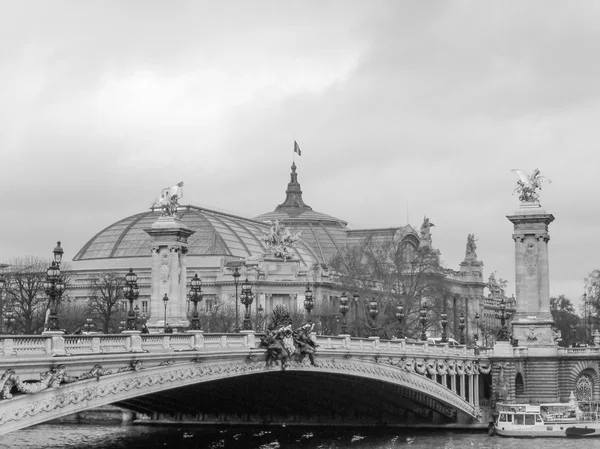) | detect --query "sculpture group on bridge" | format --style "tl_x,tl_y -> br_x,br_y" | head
260,323 -> 318,370
259,306 -> 318,370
